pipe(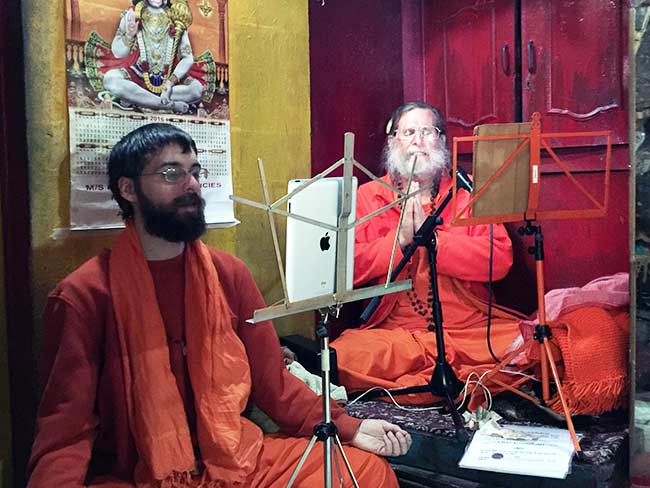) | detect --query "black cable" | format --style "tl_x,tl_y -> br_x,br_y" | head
486,224 -> 501,363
